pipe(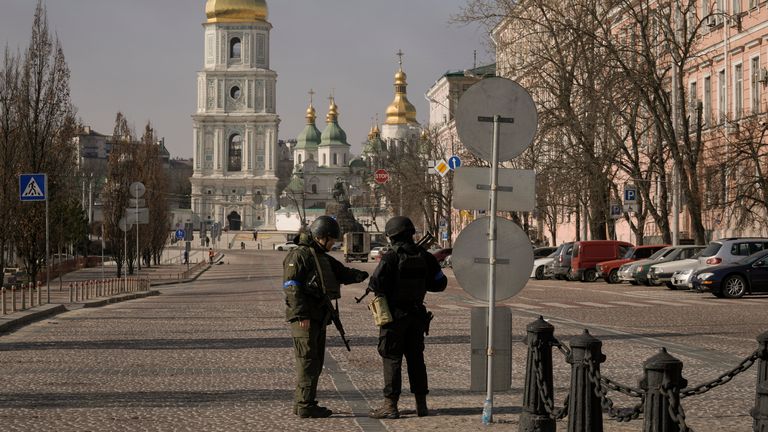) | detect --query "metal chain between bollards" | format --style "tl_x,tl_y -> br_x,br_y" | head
585,351 -> 644,422
662,385 -> 693,432
681,350 -> 759,398
551,337 -> 572,361
531,339 -> 569,420
600,375 -> 644,398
